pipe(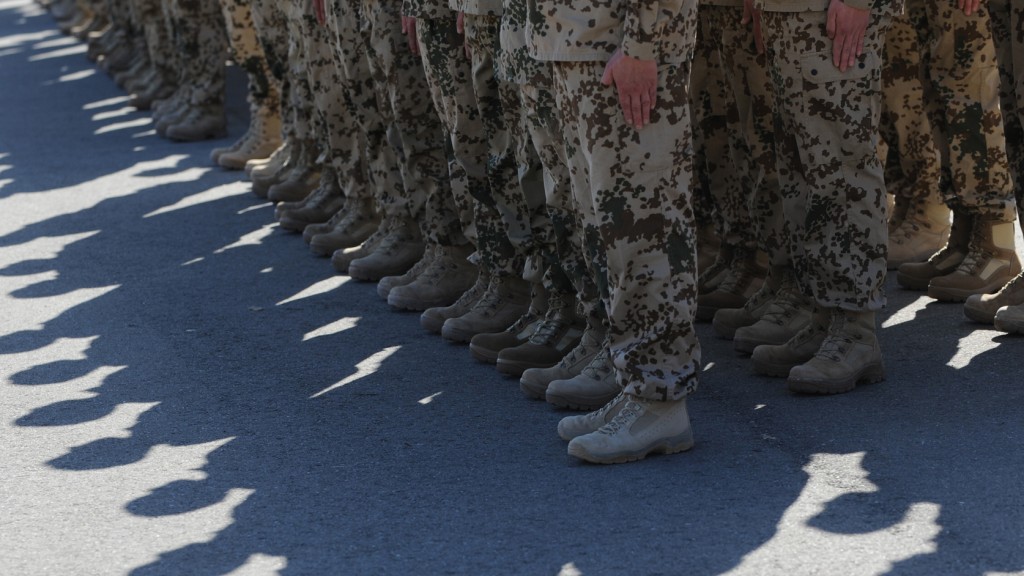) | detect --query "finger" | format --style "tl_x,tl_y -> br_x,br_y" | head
640,90 -> 652,128
630,91 -> 643,129
619,90 -> 634,127
827,8 -> 837,39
